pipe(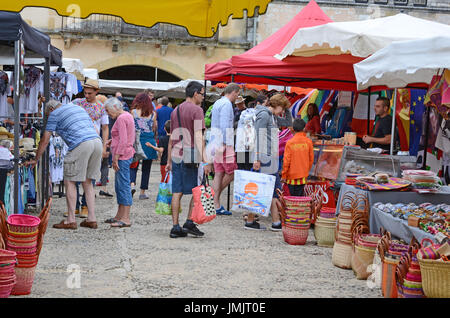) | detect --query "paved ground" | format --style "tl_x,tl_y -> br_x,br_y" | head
19,166 -> 382,298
